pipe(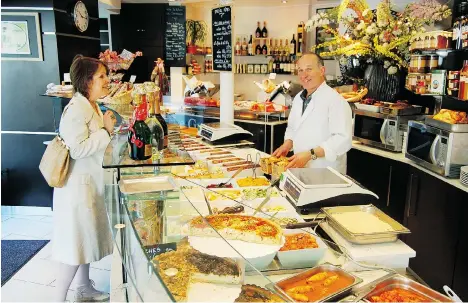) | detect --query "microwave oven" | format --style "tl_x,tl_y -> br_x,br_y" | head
353,110 -> 425,152
406,121 -> 468,178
